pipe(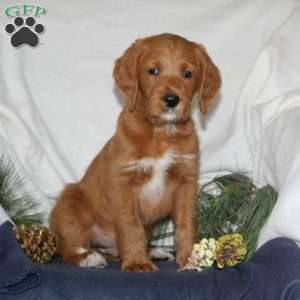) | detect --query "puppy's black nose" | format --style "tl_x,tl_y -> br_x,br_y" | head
163,93 -> 180,108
